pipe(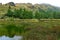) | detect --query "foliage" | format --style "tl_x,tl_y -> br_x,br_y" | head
4,6 -> 60,19
5,8 -> 33,19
